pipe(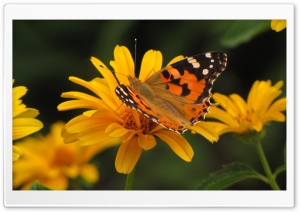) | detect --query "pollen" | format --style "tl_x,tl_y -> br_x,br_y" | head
119,106 -> 159,134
